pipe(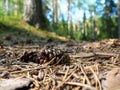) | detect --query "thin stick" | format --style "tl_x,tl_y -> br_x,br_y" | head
63,66 -> 69,80
10,66 -> 46,74
54,55 -> 64,65
80,64 -> 91,85
57,66 -> 77,88
65,81 -> 93,89
43,57 -> 56,66
89,66 -> 102,90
